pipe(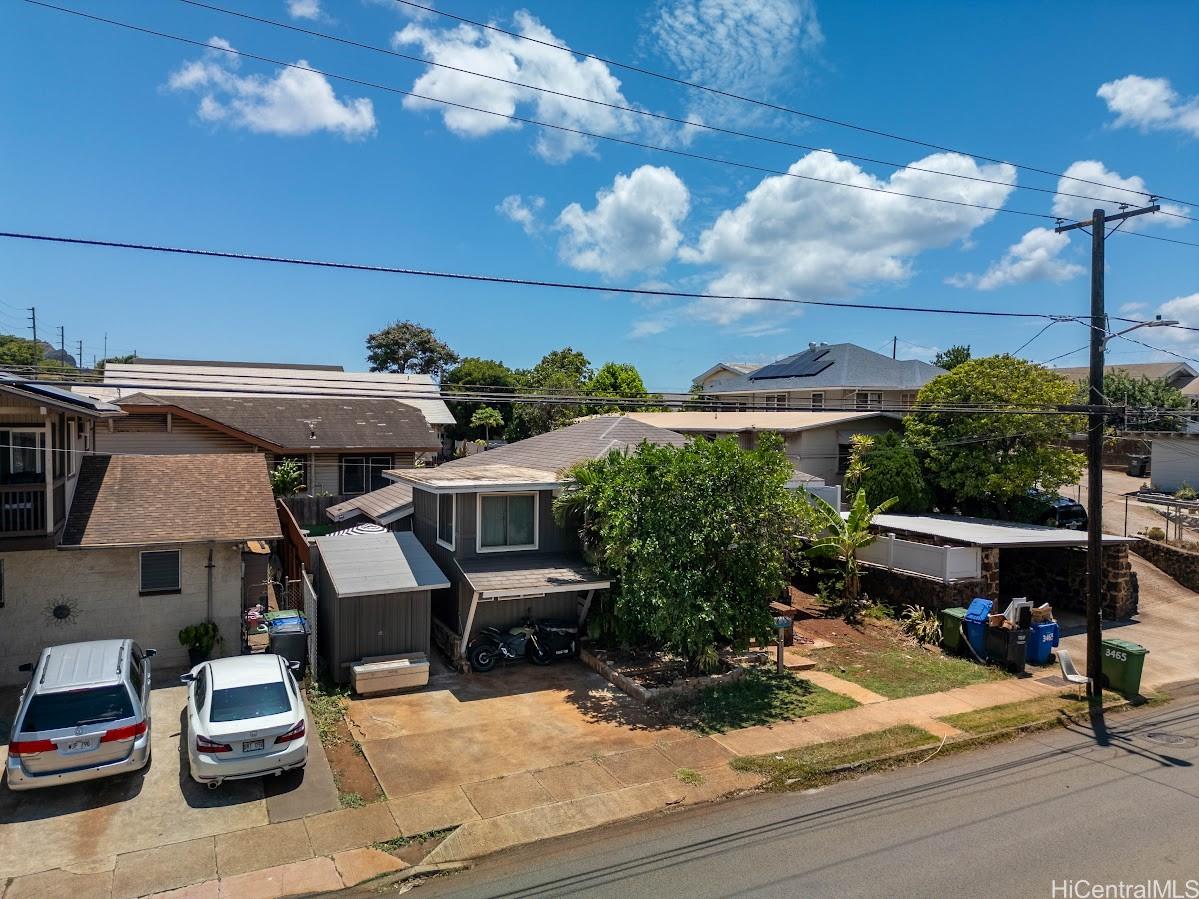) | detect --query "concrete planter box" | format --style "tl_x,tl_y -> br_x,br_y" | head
580,647 -> 744,704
